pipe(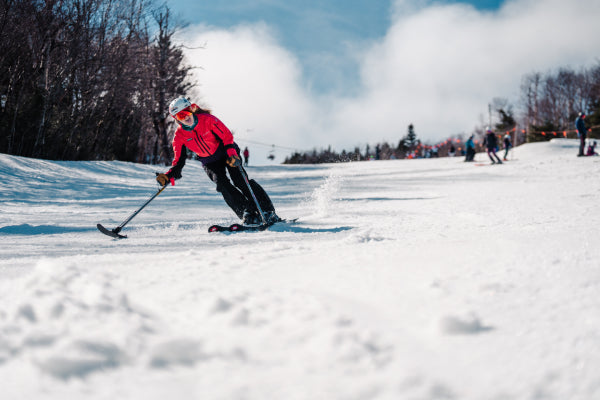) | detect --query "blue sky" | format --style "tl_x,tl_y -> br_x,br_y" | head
168,0 -> 503,94
164,0 -> 600,162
